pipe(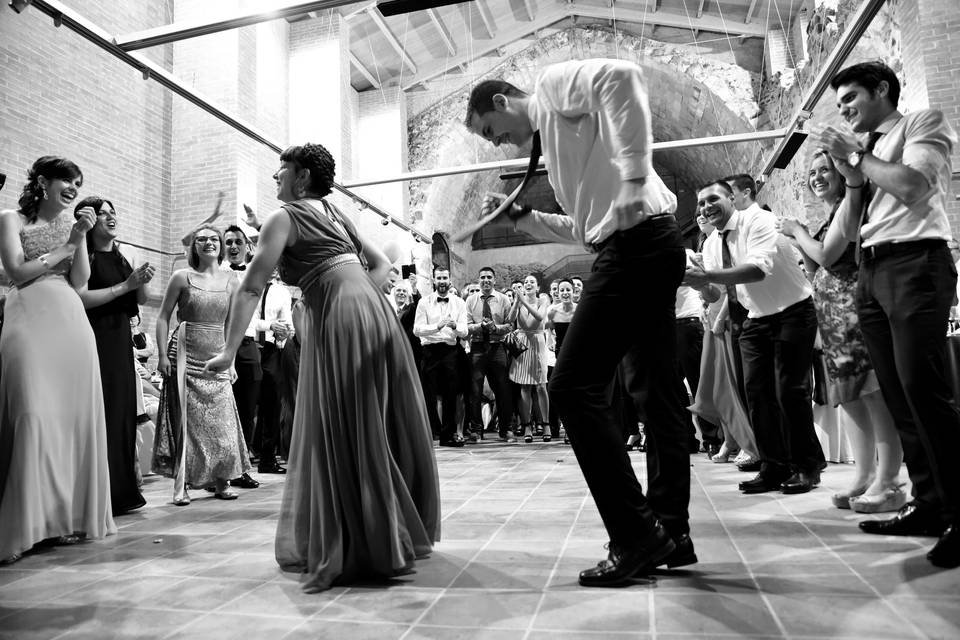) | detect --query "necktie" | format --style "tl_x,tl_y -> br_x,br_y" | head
257,281 -> 272,346
481,295 -> 493,342
436,297 -> 448,303
854,131 -> 885,264
230,264 -> 246,271
720,230 -> 738,305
